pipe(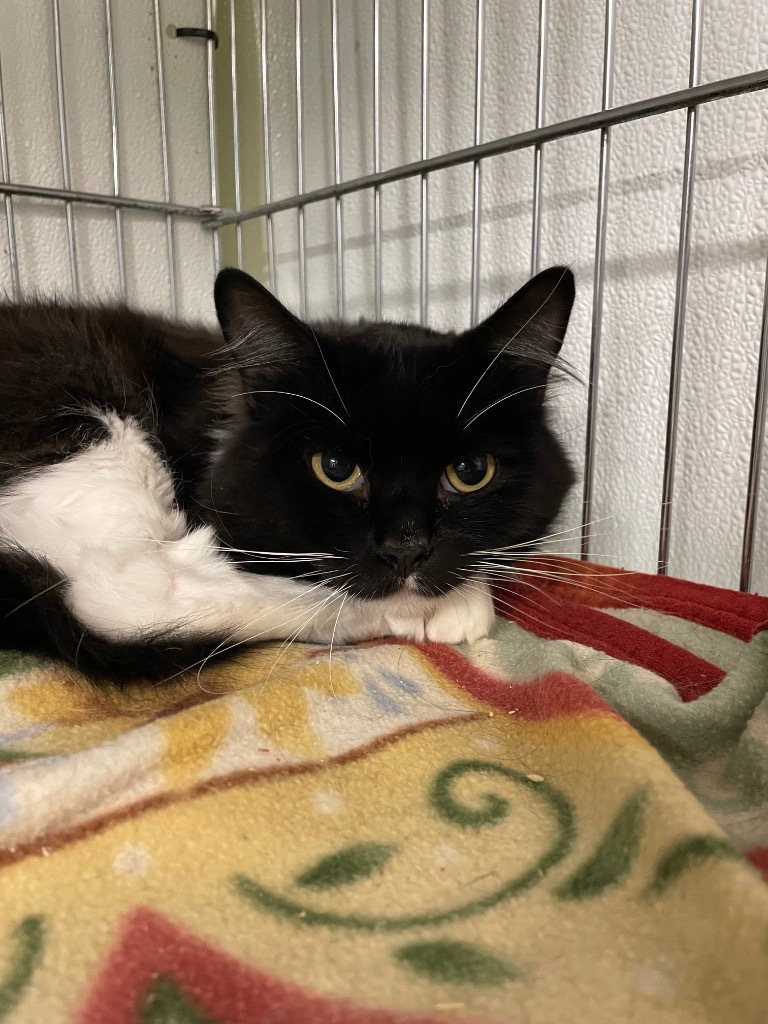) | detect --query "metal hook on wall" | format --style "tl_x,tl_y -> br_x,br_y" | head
173,26 -> 219,48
